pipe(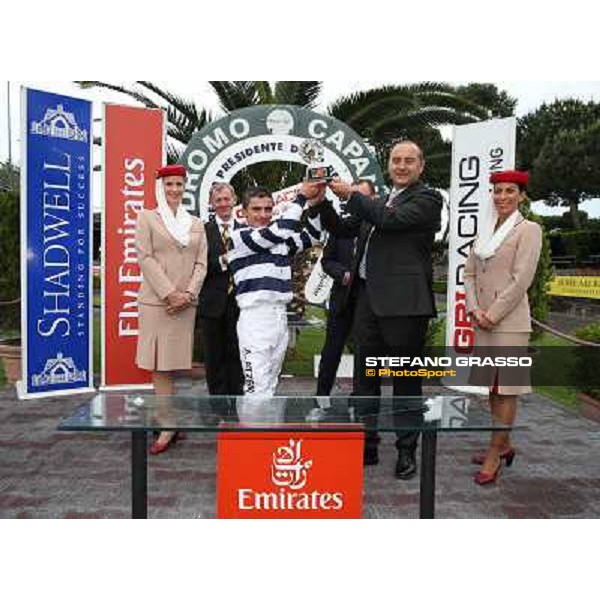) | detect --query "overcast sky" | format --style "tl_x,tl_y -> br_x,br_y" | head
4,80 -> 600,159
3,80 -> 600,161
2,80 -> 600,216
